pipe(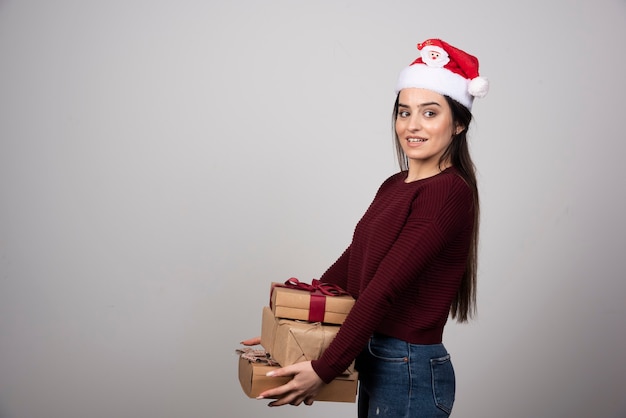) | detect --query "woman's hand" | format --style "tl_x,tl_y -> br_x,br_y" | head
257,361 -> 325,407
240,336 -> 261,346
240,338 -> 325,406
